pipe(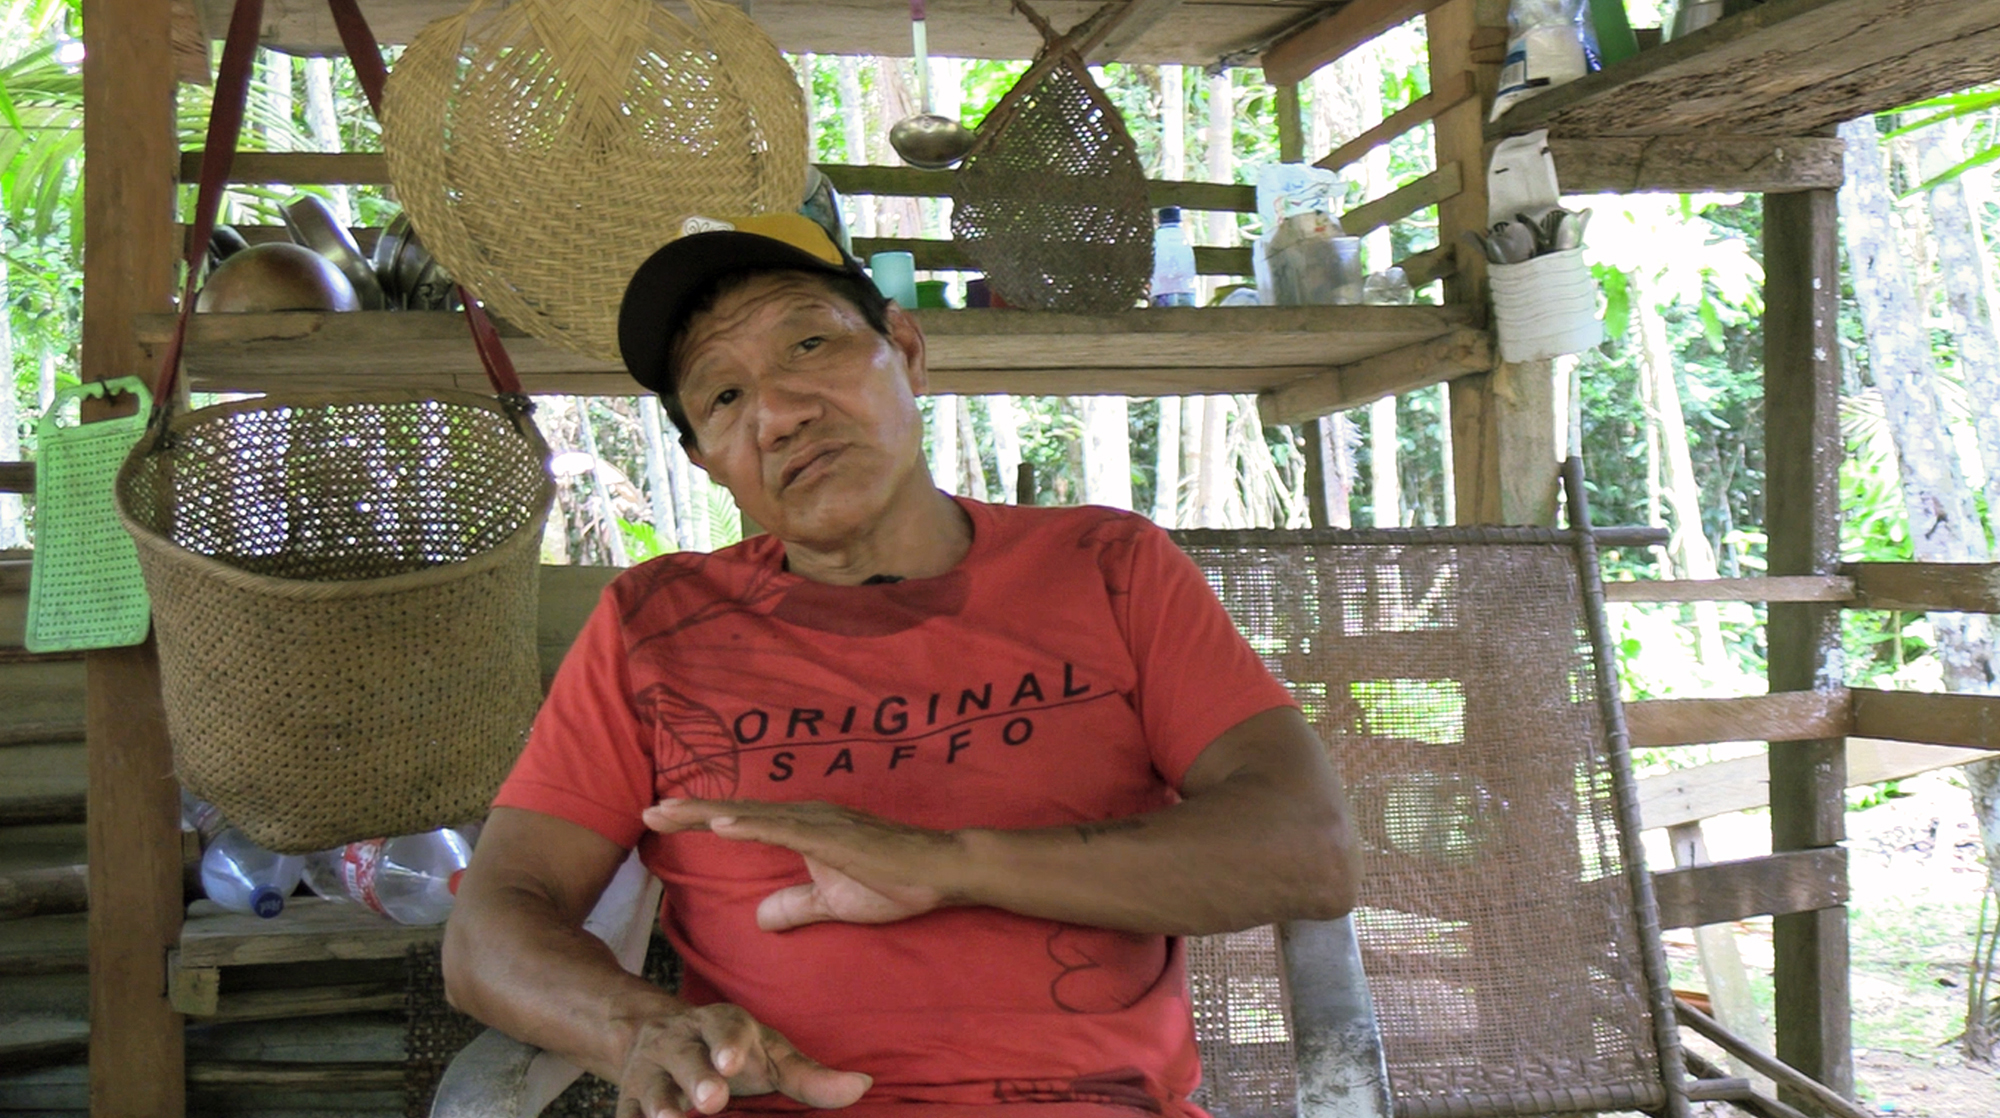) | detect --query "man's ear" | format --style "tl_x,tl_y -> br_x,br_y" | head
683,439 -> 708,473
885,303 -> 928,396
